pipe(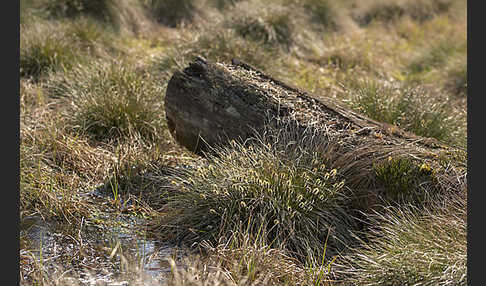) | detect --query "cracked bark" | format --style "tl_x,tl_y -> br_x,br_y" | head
165,57 -> 449,155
